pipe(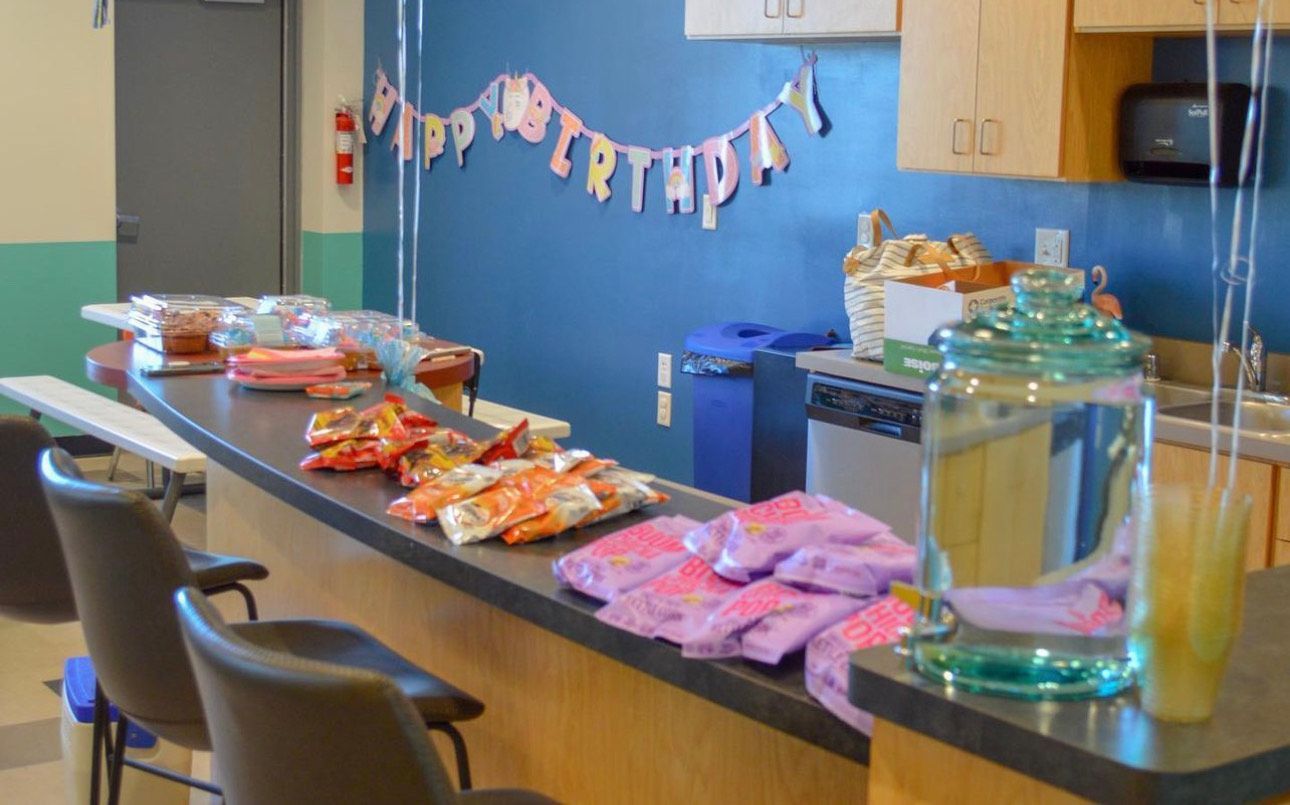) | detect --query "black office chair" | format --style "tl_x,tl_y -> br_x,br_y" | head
175,586 -> 556,805
39,447 -> 484,804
